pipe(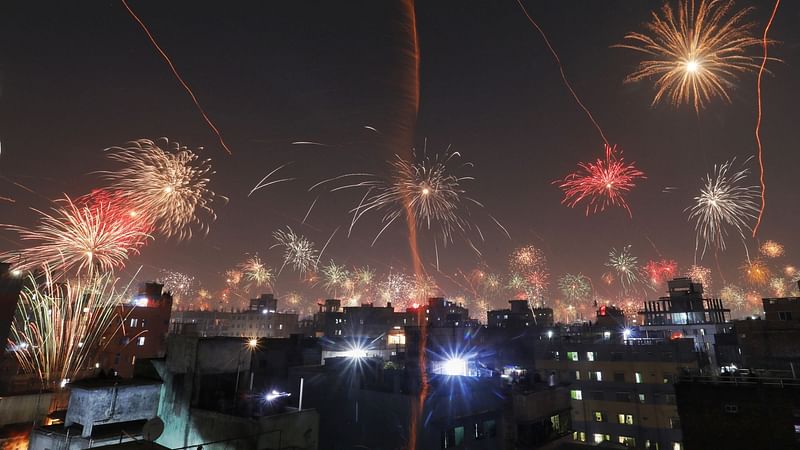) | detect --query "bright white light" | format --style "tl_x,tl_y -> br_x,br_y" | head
10,269 -> 22,277
603,331 -> 611,339
441,358 -> 468,376
547,330 -> 554,339
248,338 -> 258,348
623,329 -> 632,339
60,378 -> 69,388
133,296 -> 149,307
262,309 -> 268,314
265,390 -> 291,402
343,347 -> 367,359
686,60 -> 699,73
